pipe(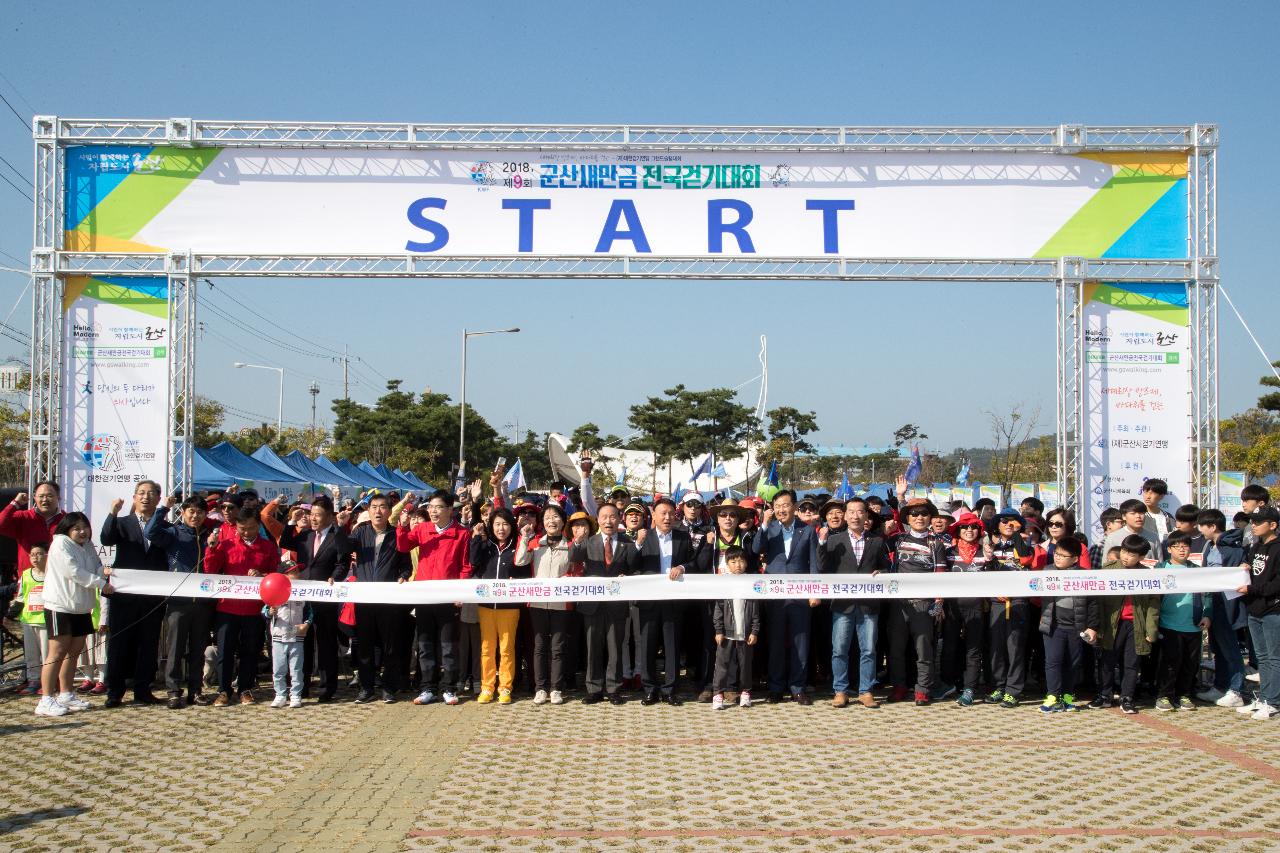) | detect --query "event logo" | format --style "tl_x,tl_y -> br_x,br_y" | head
469,162 -> 498,186
607,581 -> 622,596
1162,574 -> 1178,591
768,164 -> 792,187
80,433 -> 123,472
199,578 -> 214,593
474,583 -> 489,598
1027,577 -> 1041,593
71,322 -> 102,340
1084,329 -> 1112,343
334,585 -> 349,601
887,580 -> 899,595
752,579 -> 767,595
